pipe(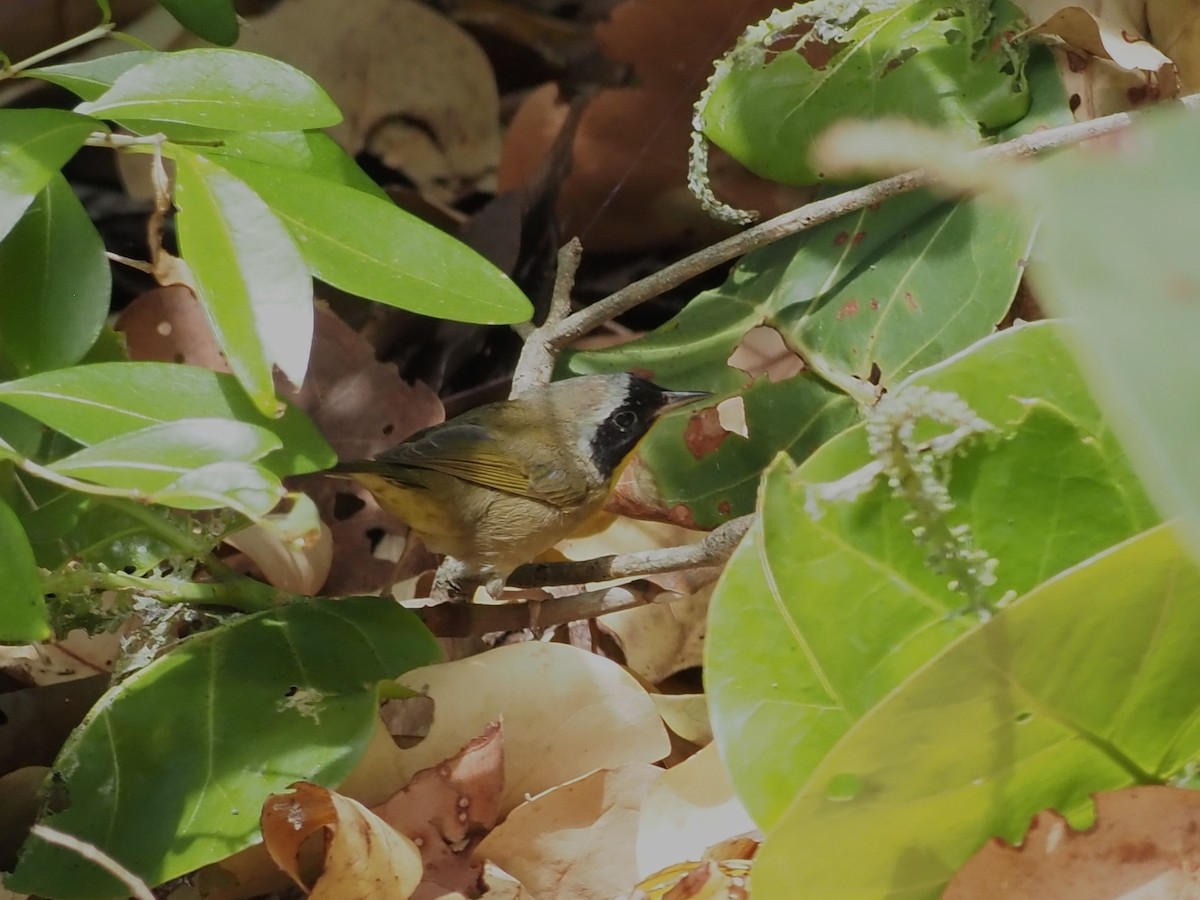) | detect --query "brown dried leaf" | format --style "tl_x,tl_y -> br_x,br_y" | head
115,286 -> 229,372
372,722 -> 505,900
650,693 -> 711,747
261,782 -> 423,900
229,0 -> 500,204
499,0 -> 806,252
386,642 -> 669,815
475,764 -> 662,900
1147,0 -> 1200,91
945,786 -> 1200,898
